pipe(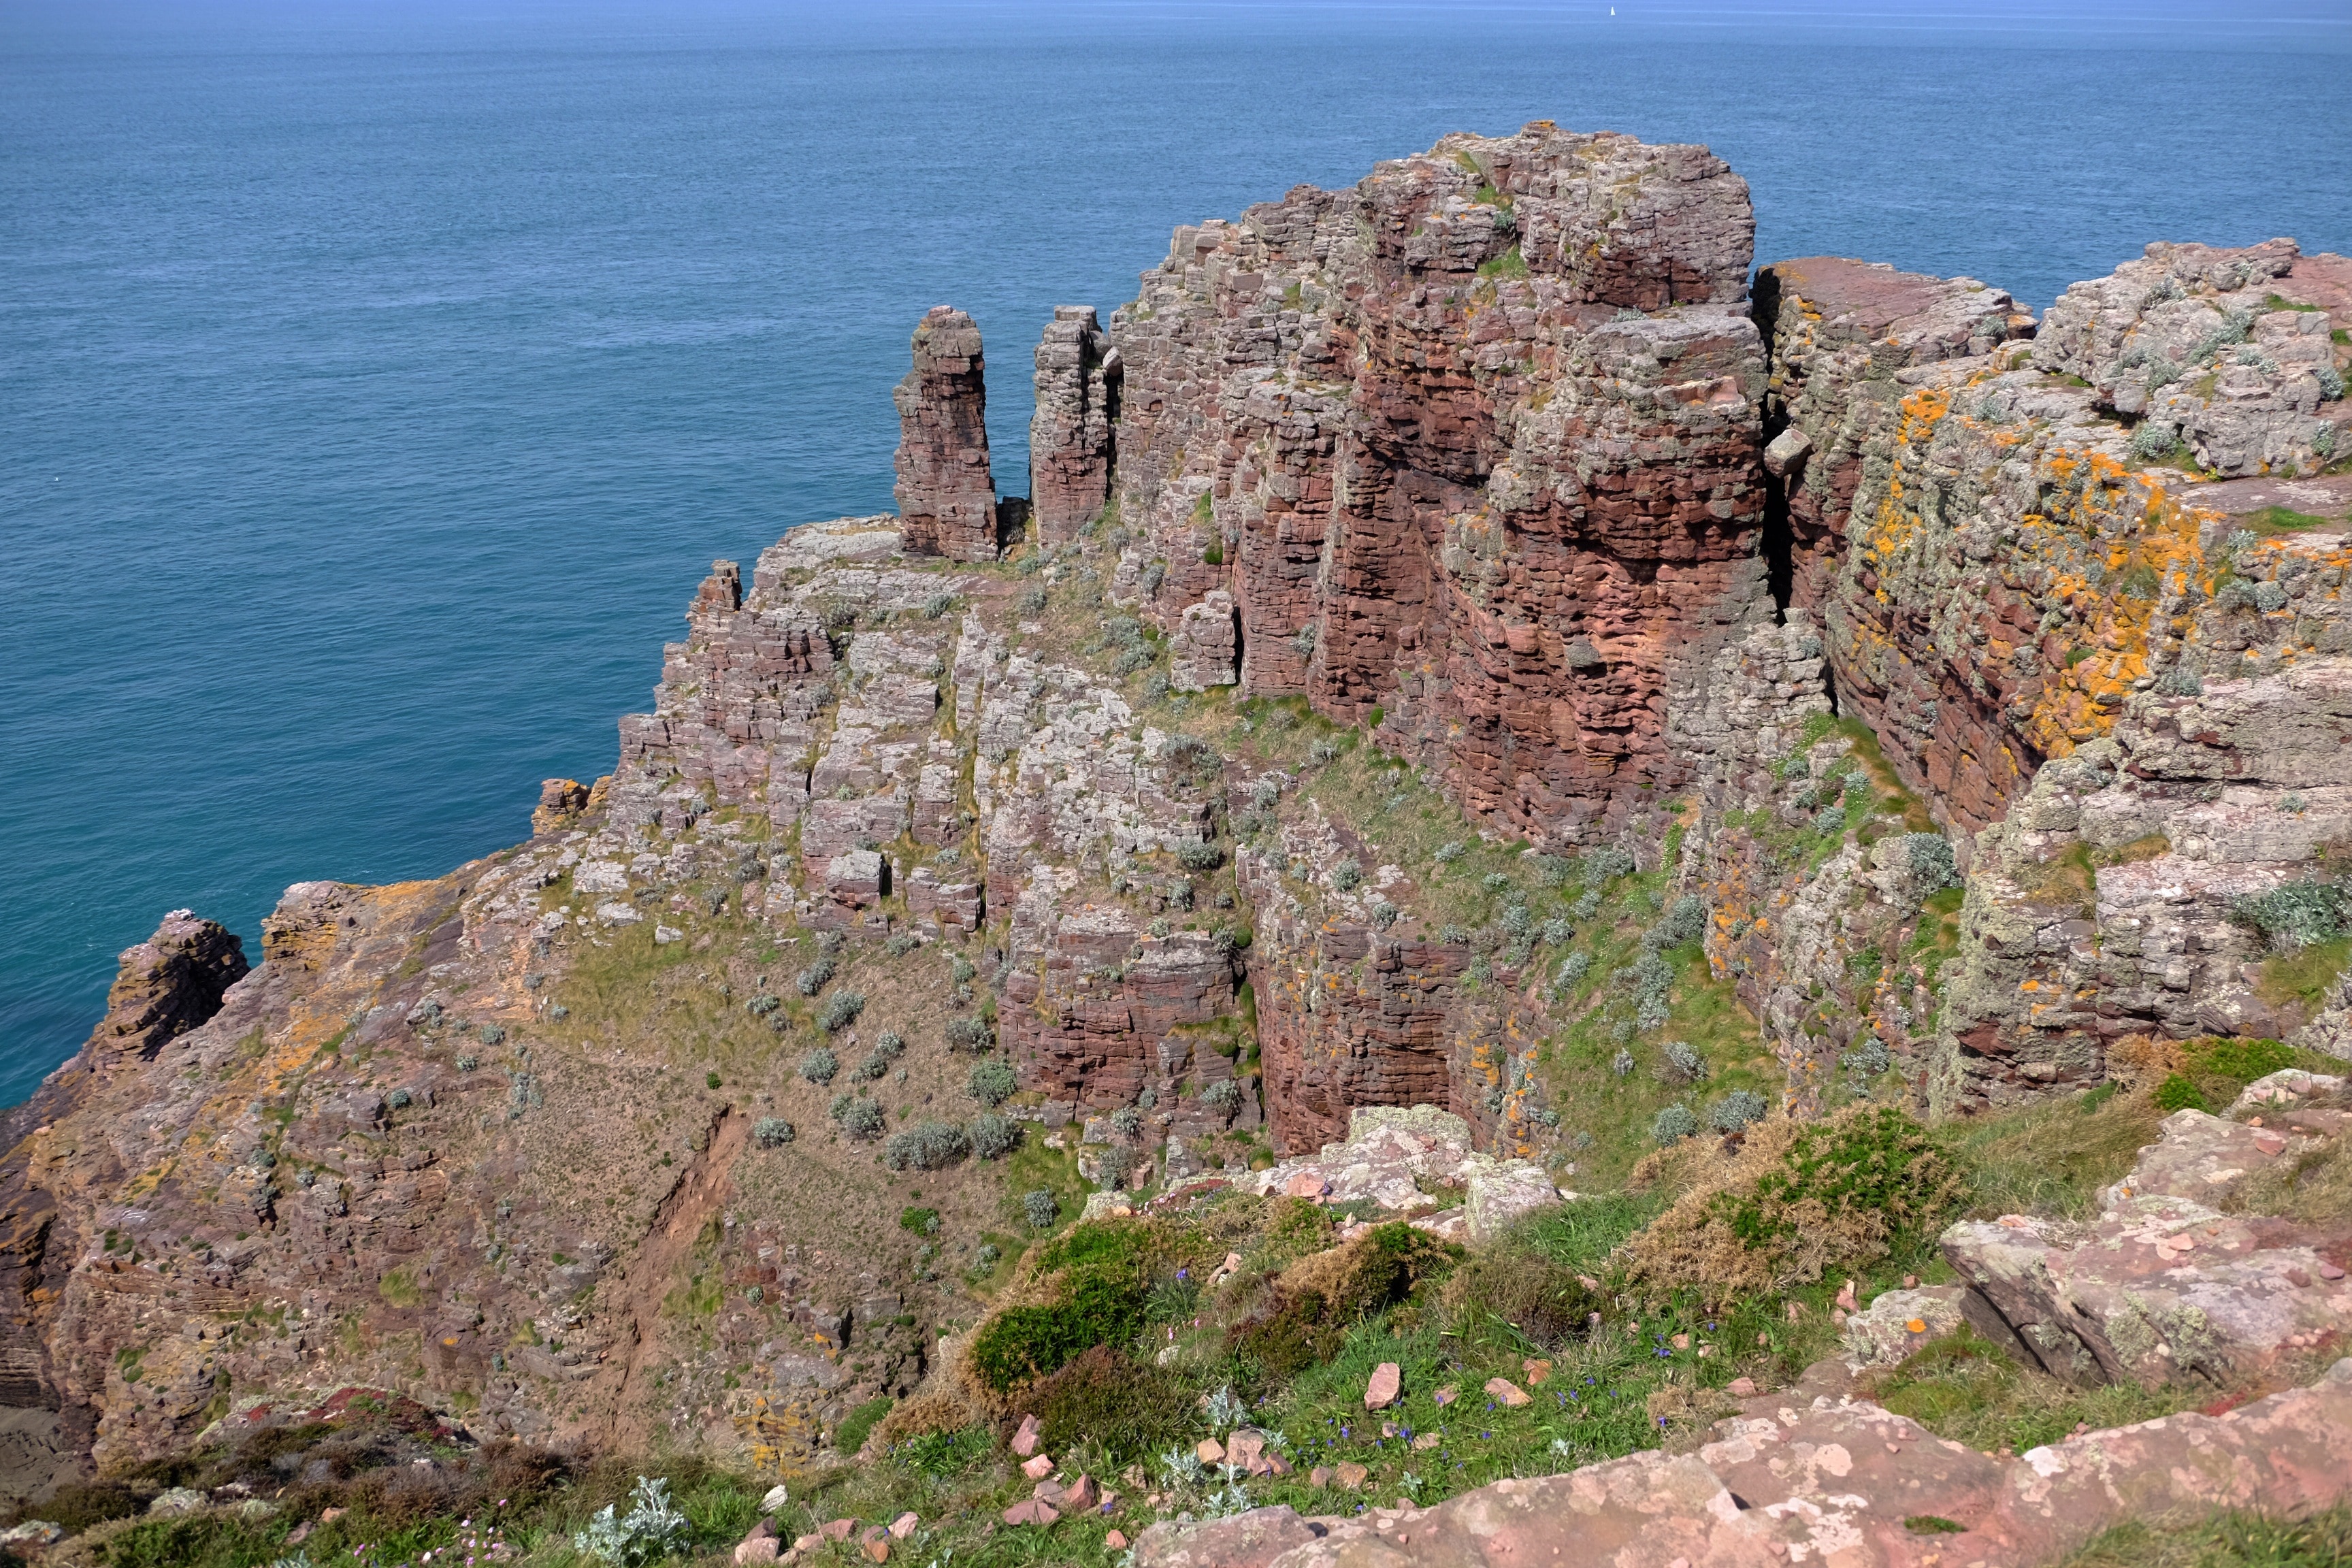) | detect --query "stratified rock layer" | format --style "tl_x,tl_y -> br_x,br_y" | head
894,306 -> 998,561
79,910 -> 250,1073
